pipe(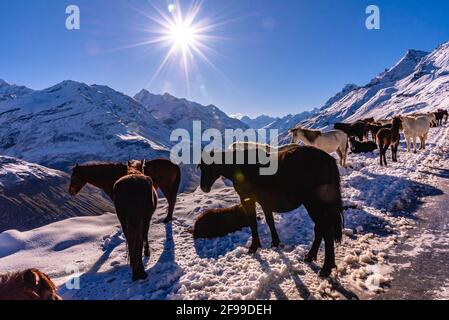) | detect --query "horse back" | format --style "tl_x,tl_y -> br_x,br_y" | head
145,159 -> 181,193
